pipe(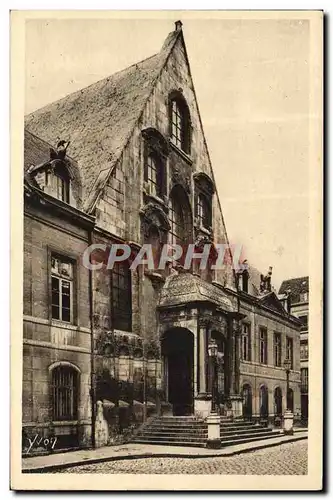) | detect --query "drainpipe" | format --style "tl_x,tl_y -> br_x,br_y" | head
88,229 -> 96,448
